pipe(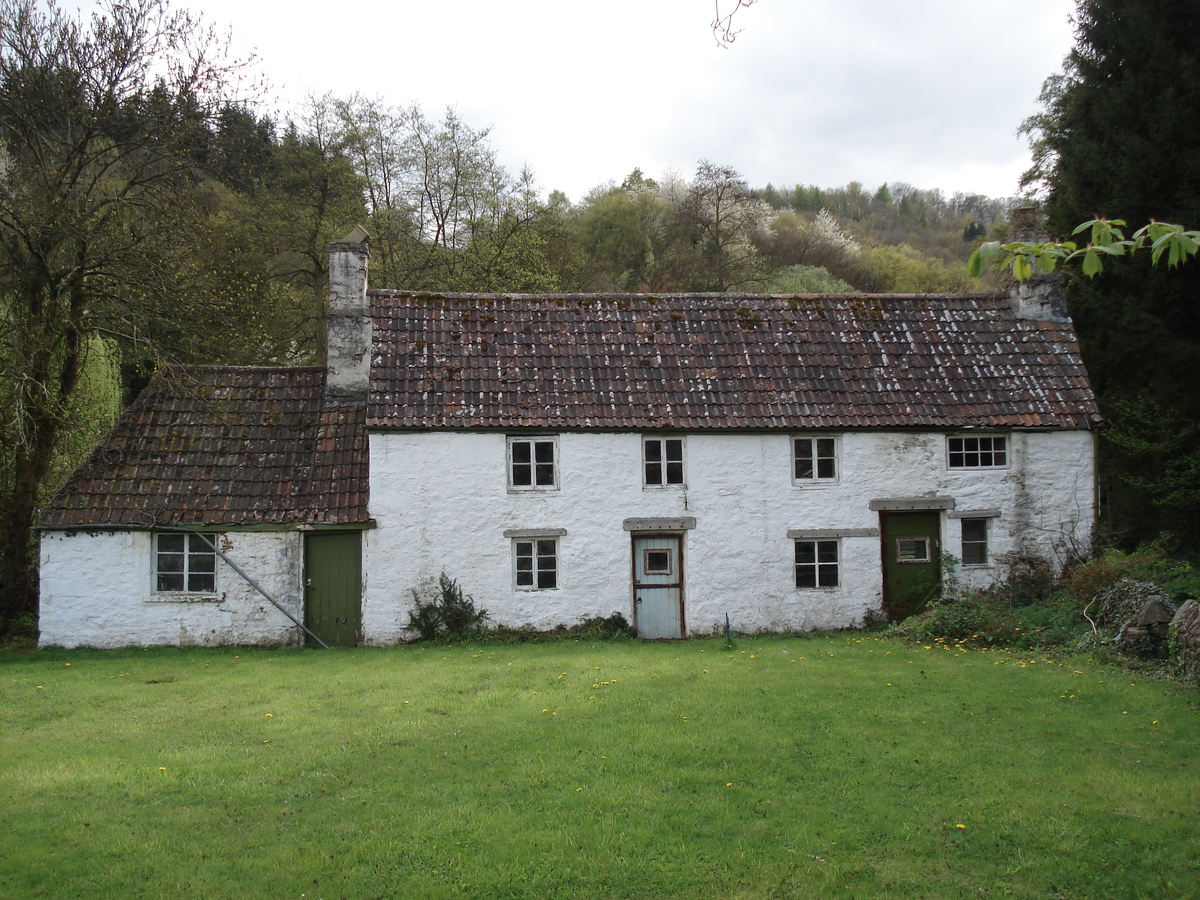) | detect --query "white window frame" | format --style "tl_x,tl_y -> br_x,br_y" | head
792,435 -> 839,484
643,436 -> 685,488
153,532 -> 218,595
507,436 -> 559,491
947,434 -> 1008,470
960,517 -> 990,566
513,536 -> 560,591
794,538 -> 839,589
